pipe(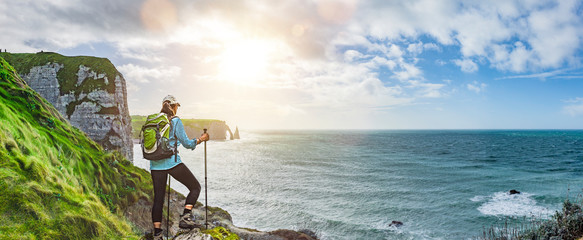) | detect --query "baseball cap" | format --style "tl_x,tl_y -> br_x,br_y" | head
162,95 -> 181,106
